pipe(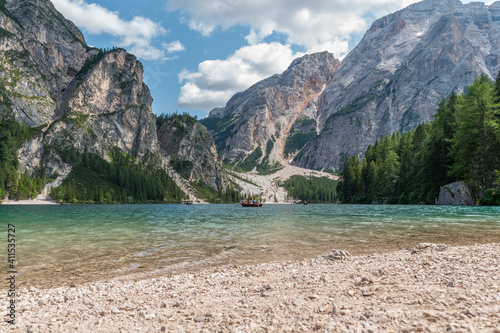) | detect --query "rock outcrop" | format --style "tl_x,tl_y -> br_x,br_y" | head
157,115 -> 226,191
202,52 -> 338,167
43,49 -> 160,161
437,182 -> 476,206
295,0 -> 500,170
0,0 -> 91,126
